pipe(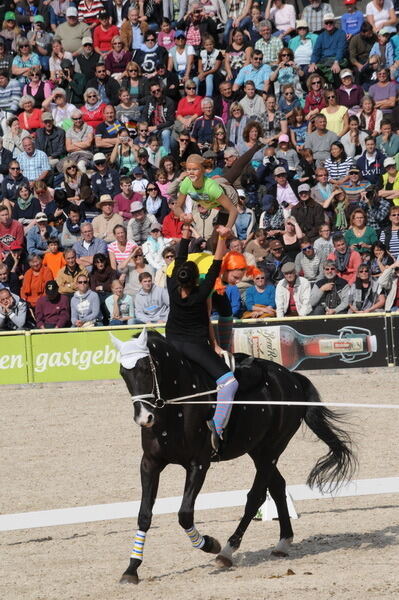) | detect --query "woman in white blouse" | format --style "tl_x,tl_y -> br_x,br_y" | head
265,0 -> 296,44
